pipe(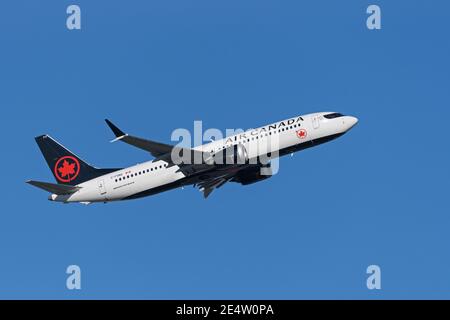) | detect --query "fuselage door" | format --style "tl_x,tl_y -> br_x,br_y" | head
98,180 -> 107,196
312,115 -> 320,129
